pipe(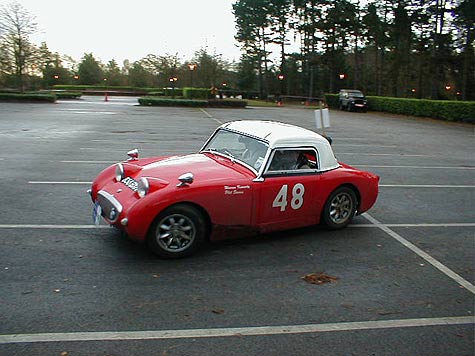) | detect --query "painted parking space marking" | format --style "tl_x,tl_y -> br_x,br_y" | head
350,223 -> 475,228
26,181 -> 474,188
380,184 -> 475,188
28,181 -> 92,185
199,108 -> 223,124
0,316 -> 473,344
356,165 -> 475,170
335,144 -> 398,148
337,153 -> 432,157
0,224 -> 109,229
60,160 -> 115,164
363,213 -> 475,294
2,223 -> 473,230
